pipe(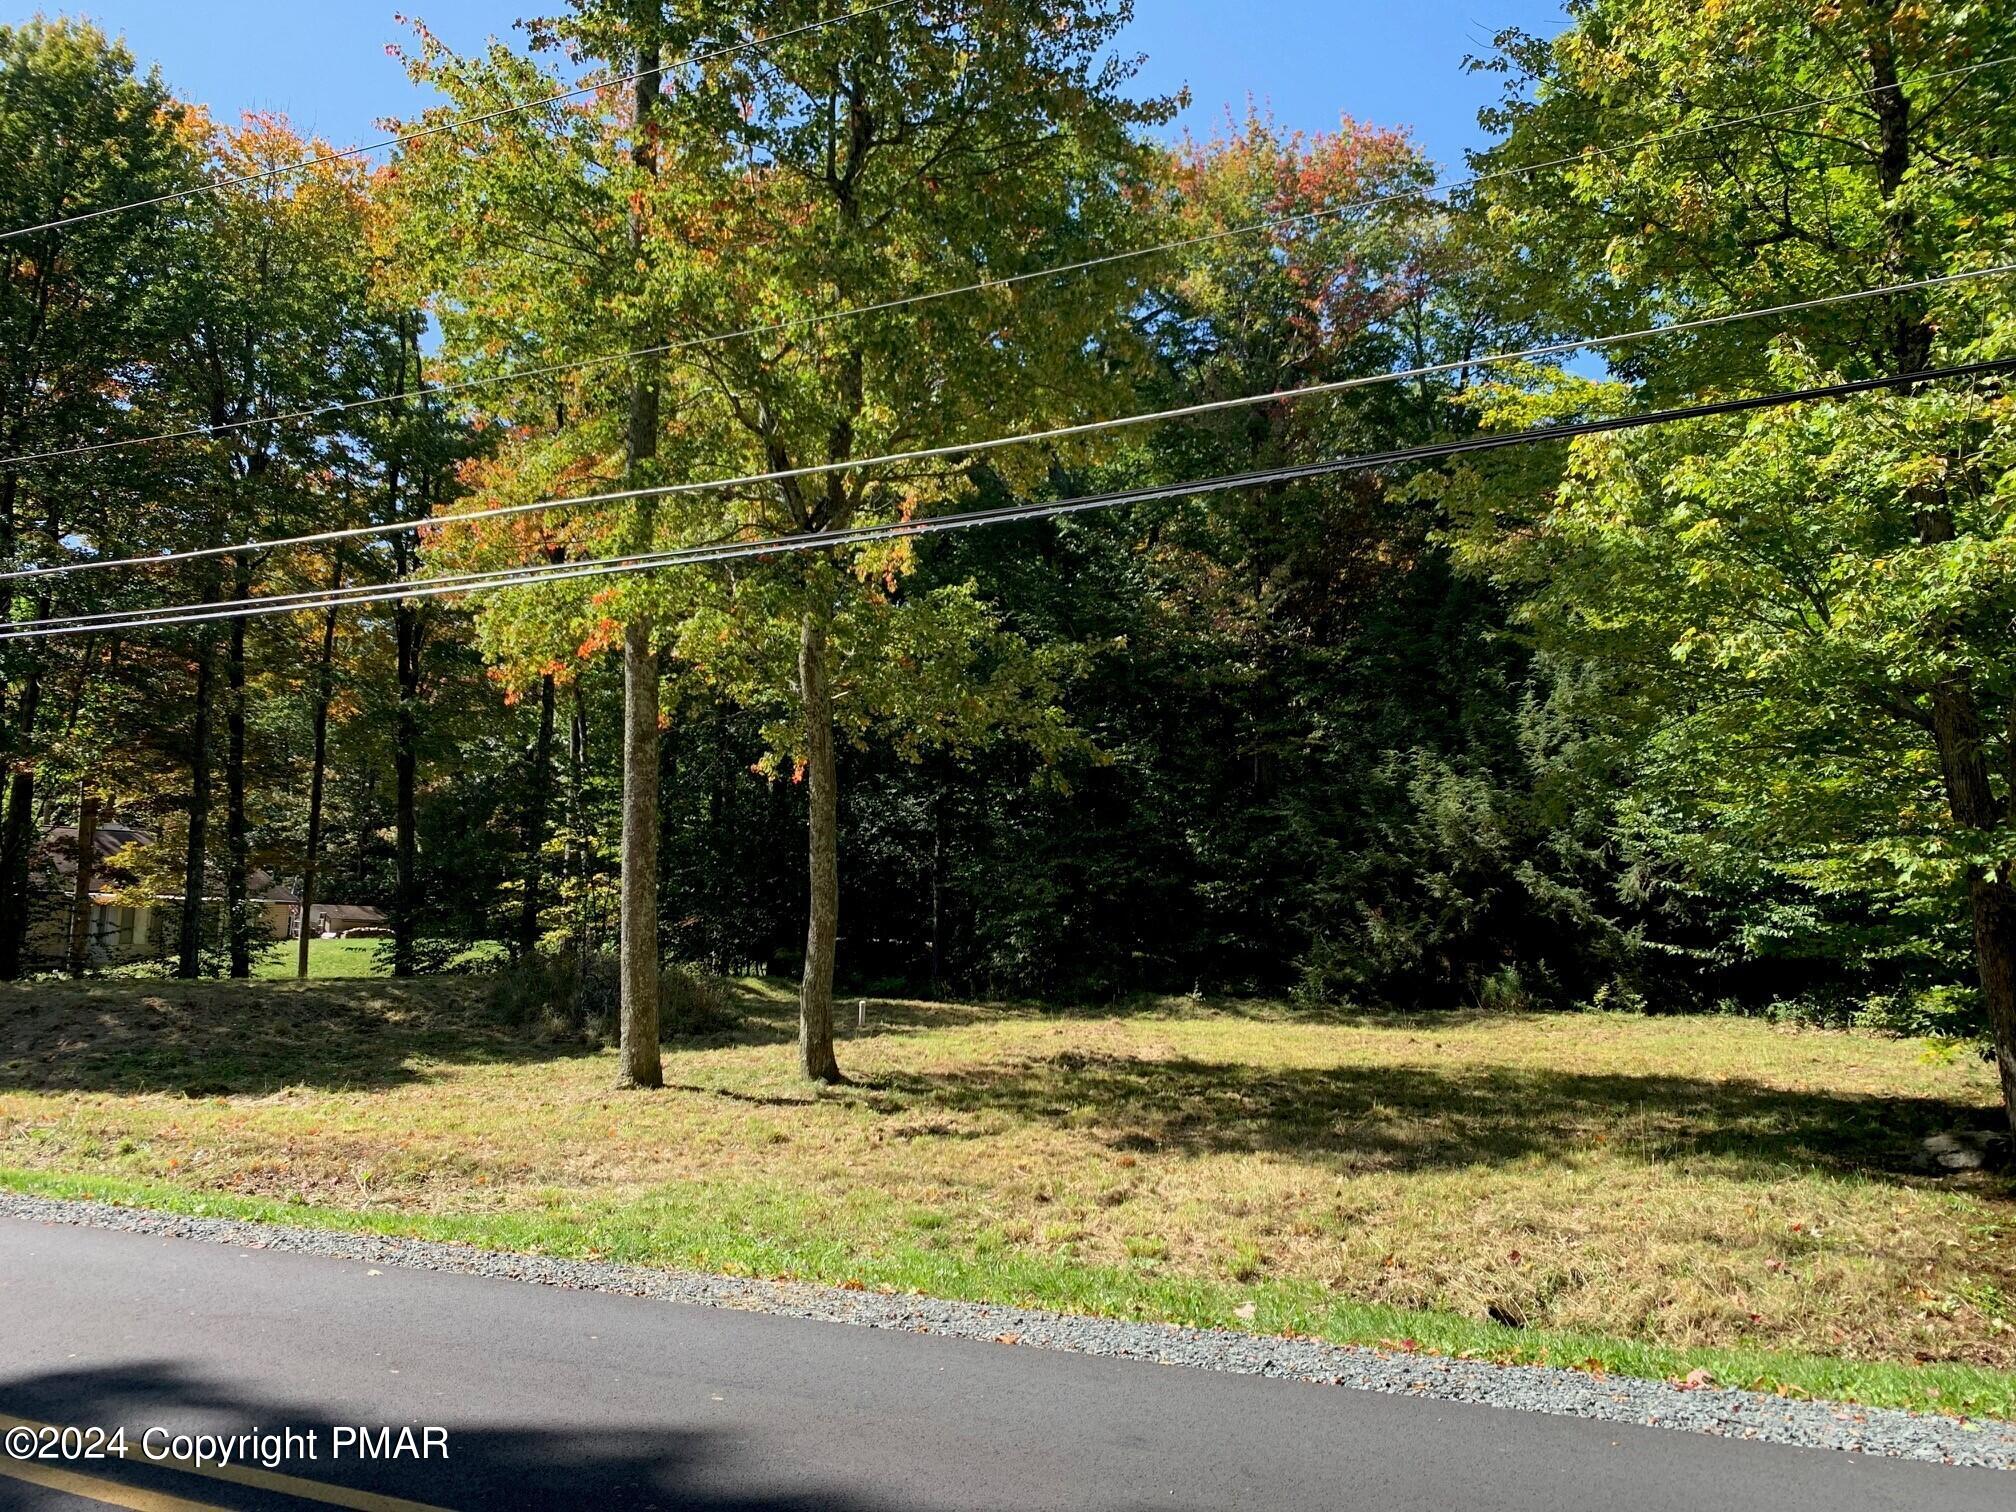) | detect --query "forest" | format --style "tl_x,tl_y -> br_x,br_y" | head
2,0 -> 2014,1134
